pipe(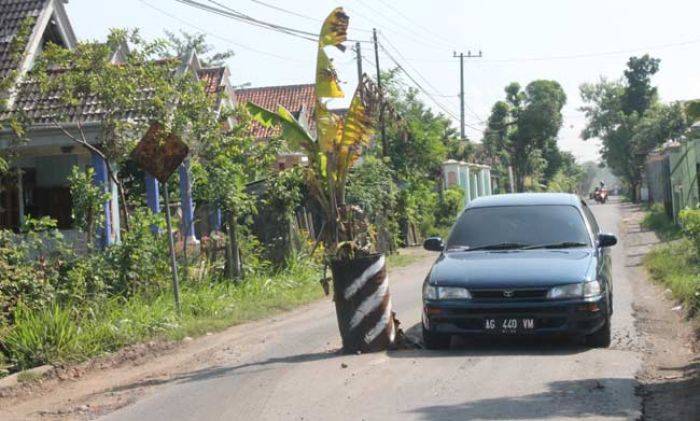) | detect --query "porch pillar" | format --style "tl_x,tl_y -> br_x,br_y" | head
461,164 -> 471,205
209,208 -> 222,232
179,159 -> 198,243
16,168 -> 24,226
91,152 -> 113,247
485,168 -> 493,195
476,168 -> 485,197
145,173 -> 160,233
470,170 -> 479,199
